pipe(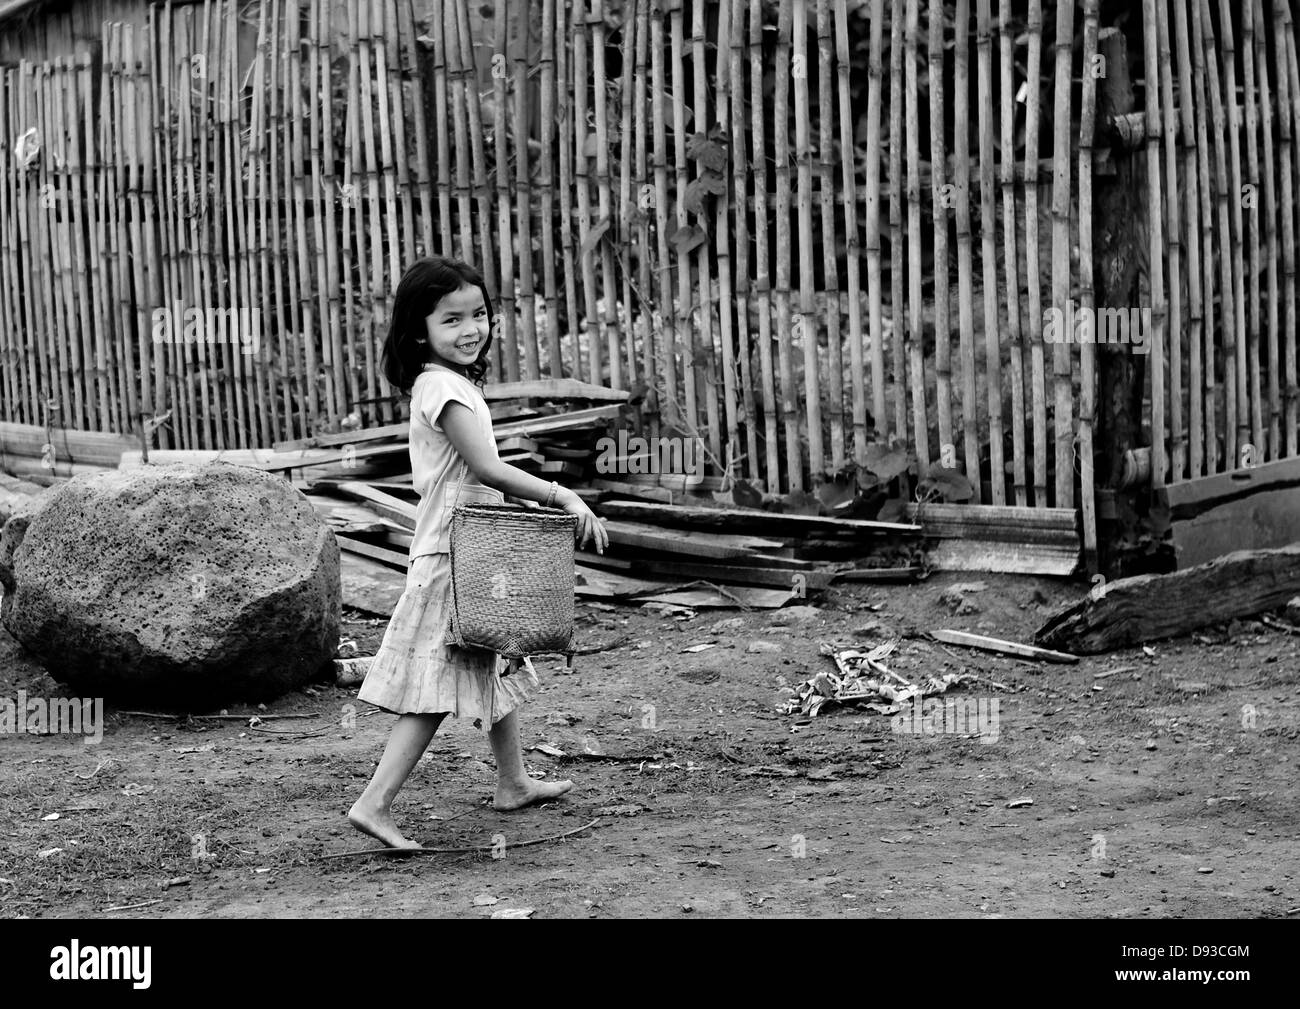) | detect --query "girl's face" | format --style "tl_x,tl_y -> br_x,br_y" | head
423,284 -> 490,370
